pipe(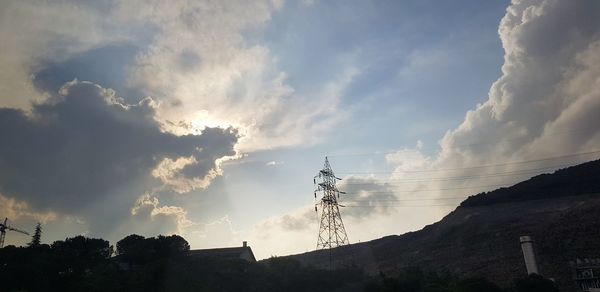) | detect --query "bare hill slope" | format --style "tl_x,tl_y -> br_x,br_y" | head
282,159 -> 600,290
